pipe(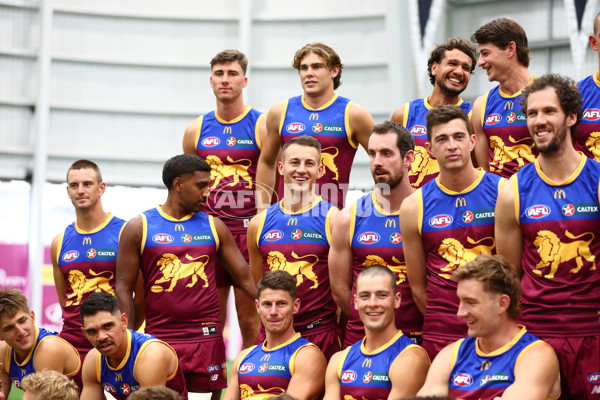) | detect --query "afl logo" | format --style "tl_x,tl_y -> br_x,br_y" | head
202,137 -> 220,147
286,123 -> 305,134
103,384 -> 117,394
410,125 -> 426,135
588,372 -> 600,383
152,233 -> 174,244
526,205 -> 551,219
239,363 -> 254,374
264,230 -> 283,241
485,114 -> 501,125
362,371 -> 373,383
583,109 -> 600,121
452,373 -> 473,386
62,250 -> 79,262
358,232 -> 380,244
341,370 -> 357,383
429,214 -> 453,228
